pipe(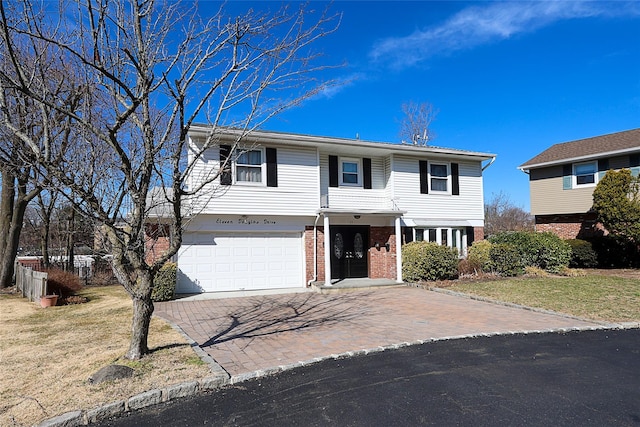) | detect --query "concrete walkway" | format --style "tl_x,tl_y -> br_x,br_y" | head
154,286 -> 607,377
